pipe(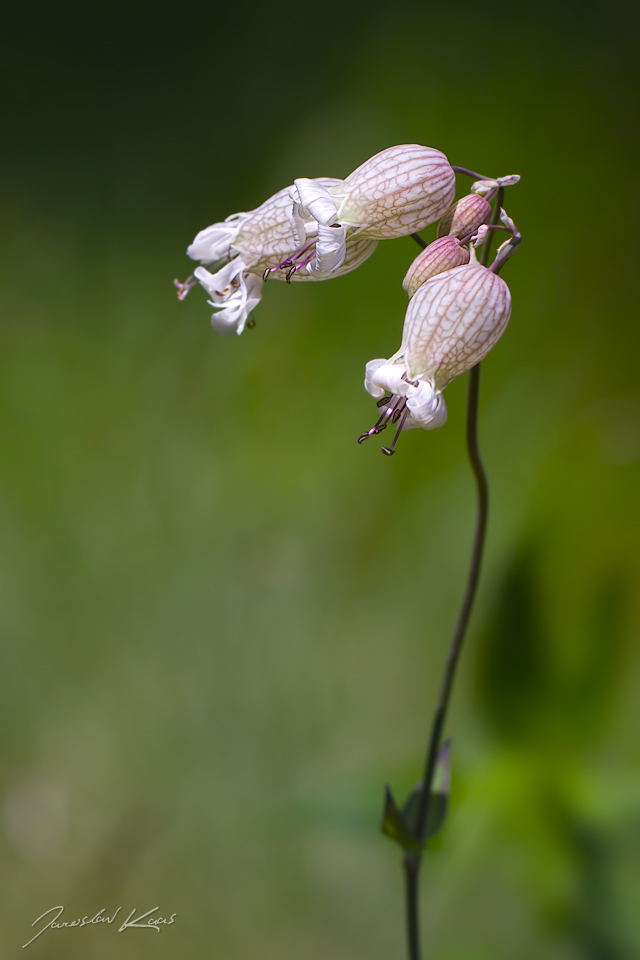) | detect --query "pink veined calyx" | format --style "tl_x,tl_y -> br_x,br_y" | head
174,144 -> 458,335
359,204 -> 520,455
